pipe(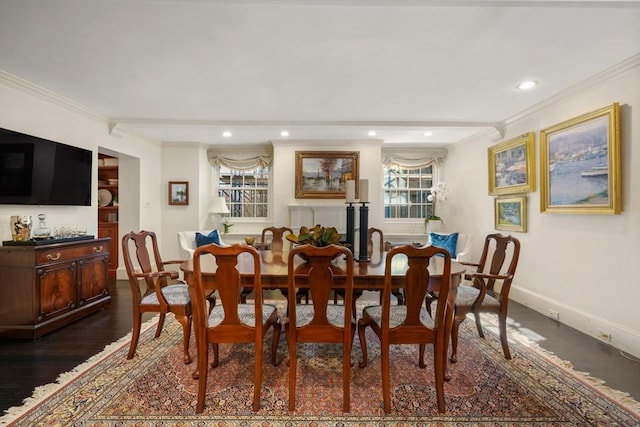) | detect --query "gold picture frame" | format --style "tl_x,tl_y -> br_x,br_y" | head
488,132 -> 535,195
540,103 -> 621,214
295,151 -> 359,199
495,196 -> 527,232
168,181 -> 189,206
